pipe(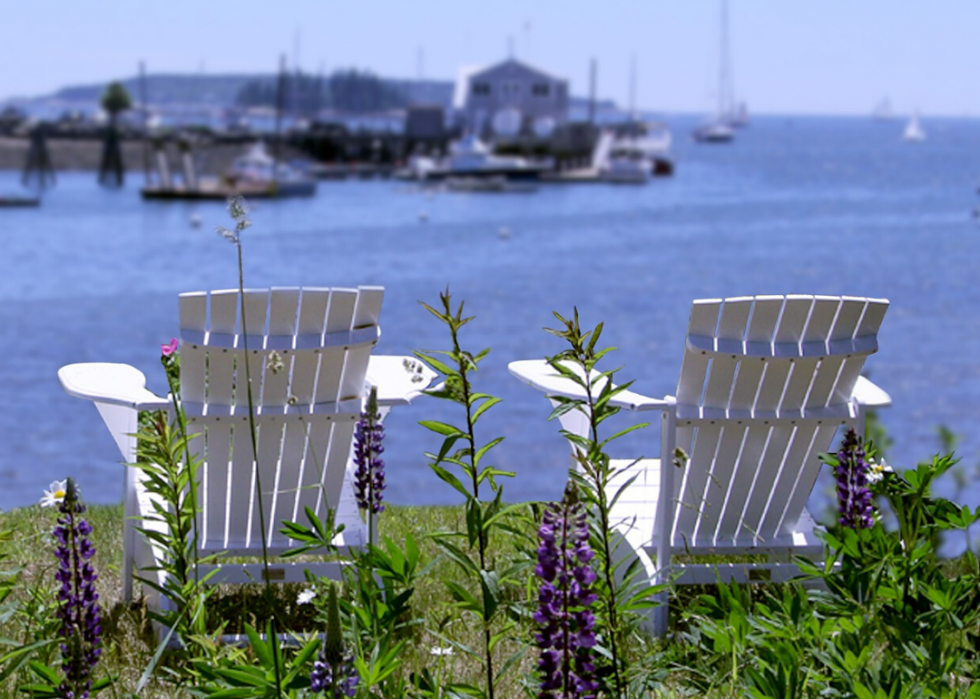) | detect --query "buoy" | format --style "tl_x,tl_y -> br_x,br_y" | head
419,211 -> 429,223
190,213 -> 202,228
498,226 -> 511,239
